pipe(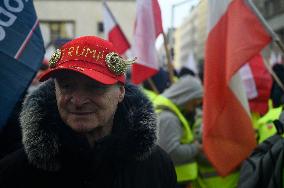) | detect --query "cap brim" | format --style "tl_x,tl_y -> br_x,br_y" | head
39,67 -> 118,85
